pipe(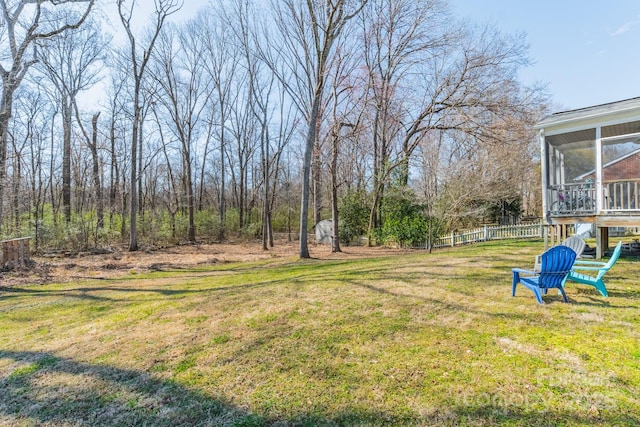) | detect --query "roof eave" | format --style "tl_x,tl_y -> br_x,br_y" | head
534,97 -> 640,132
